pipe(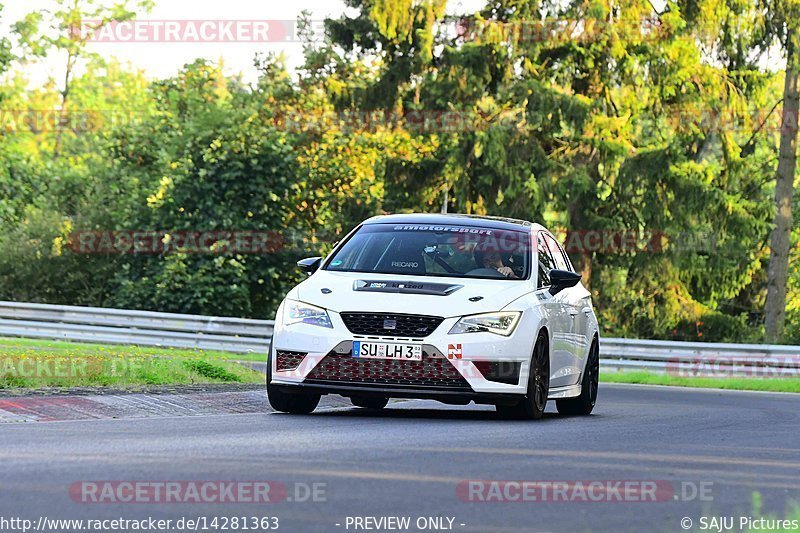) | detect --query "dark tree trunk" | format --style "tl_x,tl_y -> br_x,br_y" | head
765,32 -> 799,343
567,201 -> 592,291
